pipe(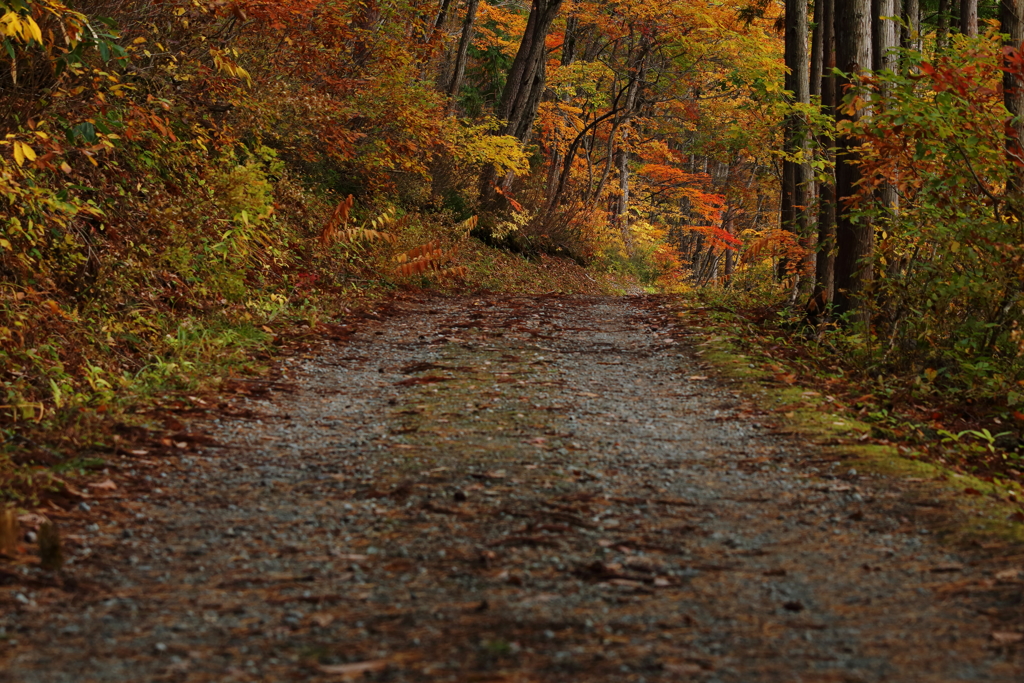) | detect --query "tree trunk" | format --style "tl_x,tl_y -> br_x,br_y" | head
937,0 -> 950,50
481,0 -> 562,206
513,57 -> 547,142
562,15 -> 578,66
617,148 -> 634,256
833,0 -> 873,318
434,0 -> 454,33
814,0 -> 836,302
873,0 -> 898,74
352,1 -> 382,67
447,0 -> 480,109
961,0 -> 978,36
1003,0 -> 1024,192
783,0 -> 811,289
901,0 -> 921,56
723,208 -> 735,282
811,0 -> 824,99
873,0 -> 899,212
496,0 -> 564,141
